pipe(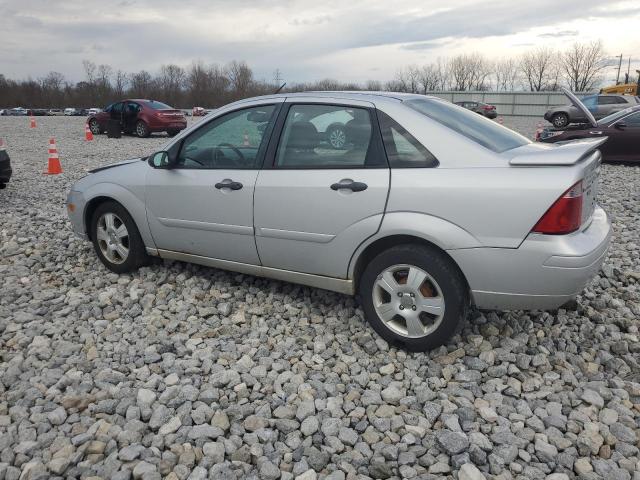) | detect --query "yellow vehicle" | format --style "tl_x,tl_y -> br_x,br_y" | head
600,70 -> 640,96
